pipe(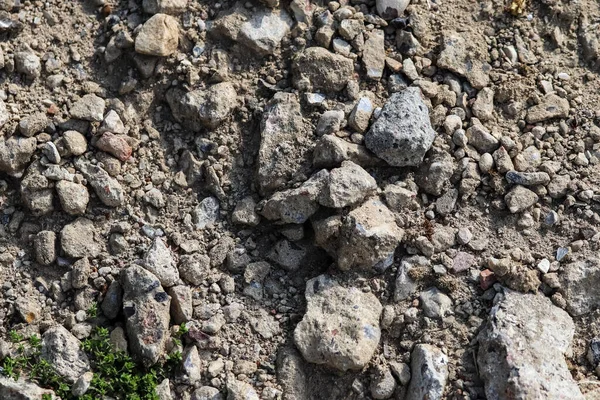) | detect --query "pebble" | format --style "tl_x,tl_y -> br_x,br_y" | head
135,14 -> 179,56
